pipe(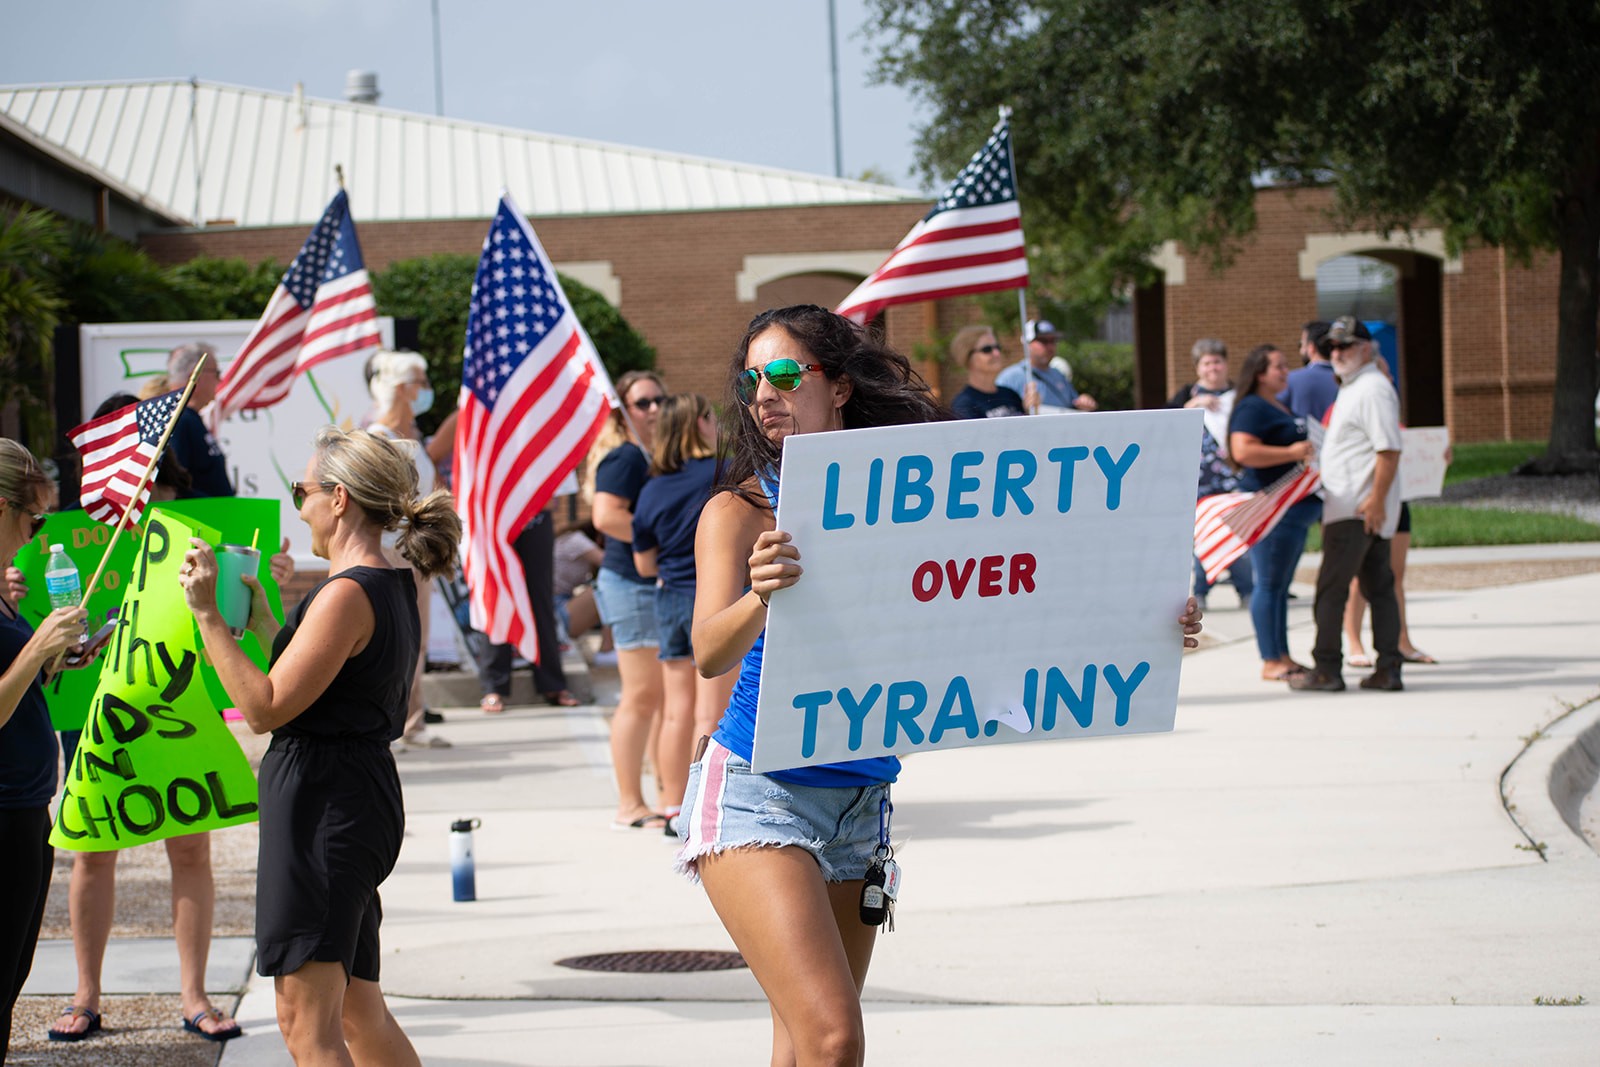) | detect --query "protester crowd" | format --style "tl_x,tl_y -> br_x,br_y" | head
0,296 -> 1433,1064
